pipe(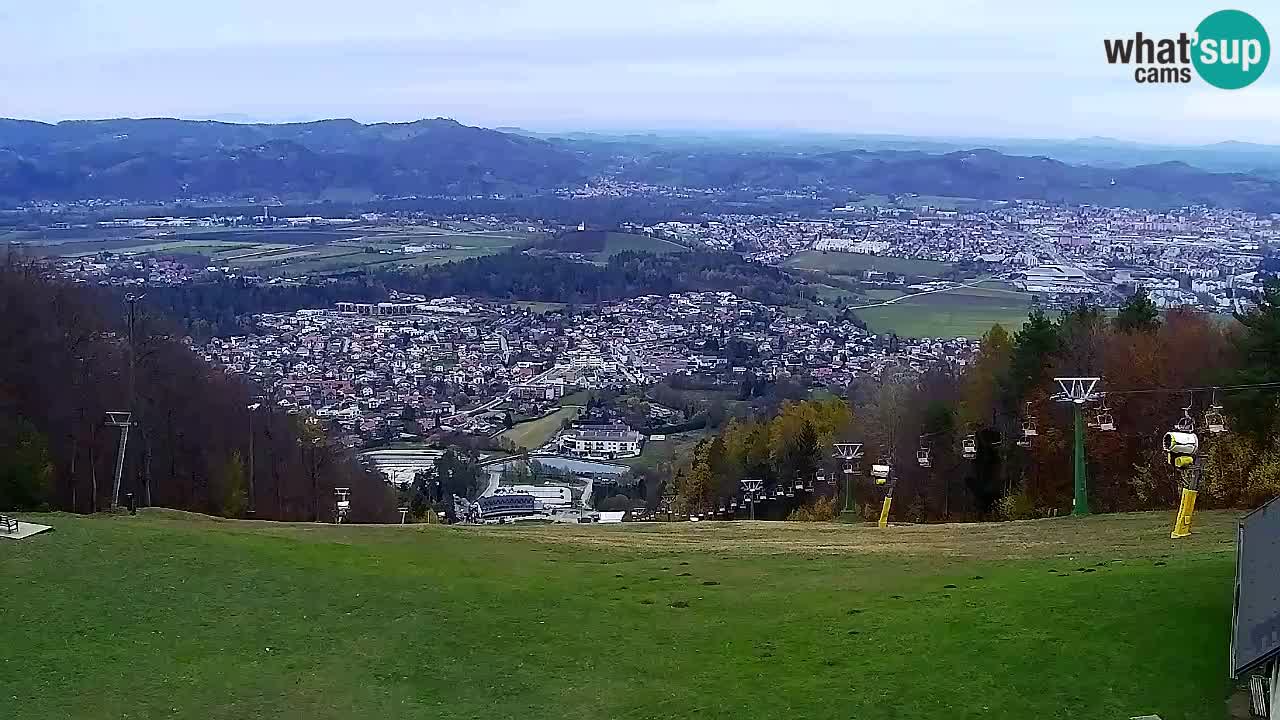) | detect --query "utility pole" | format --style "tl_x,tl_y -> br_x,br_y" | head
125,294 -> 142,406
246,403 -> 261,516
1053,377 -> 1100,517
123,293 -> 145,507
1072,403 -> 1087,516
